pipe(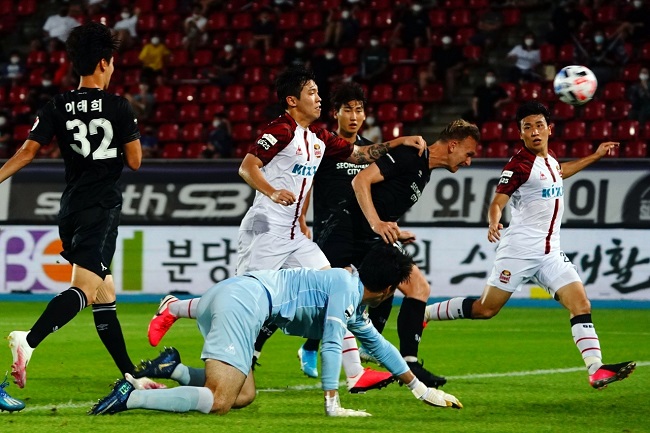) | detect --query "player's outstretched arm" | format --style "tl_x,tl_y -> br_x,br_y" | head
487,193 -> 509,243
324,390 -> 371,417
123,139 -> 142,171
0,139 -> 40,184
560,141 -> 619,179
396,370 -> 463,409
238,153 -> 296,206
348,135 -> 426,164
